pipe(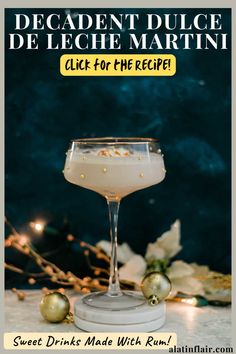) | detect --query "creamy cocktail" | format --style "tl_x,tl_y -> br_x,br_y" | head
64,147 -> 165,200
